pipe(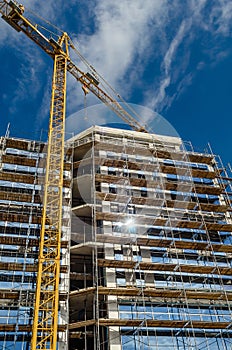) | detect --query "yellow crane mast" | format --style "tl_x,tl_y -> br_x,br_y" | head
31,44 -> 68,349
0,1 -> 147,349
